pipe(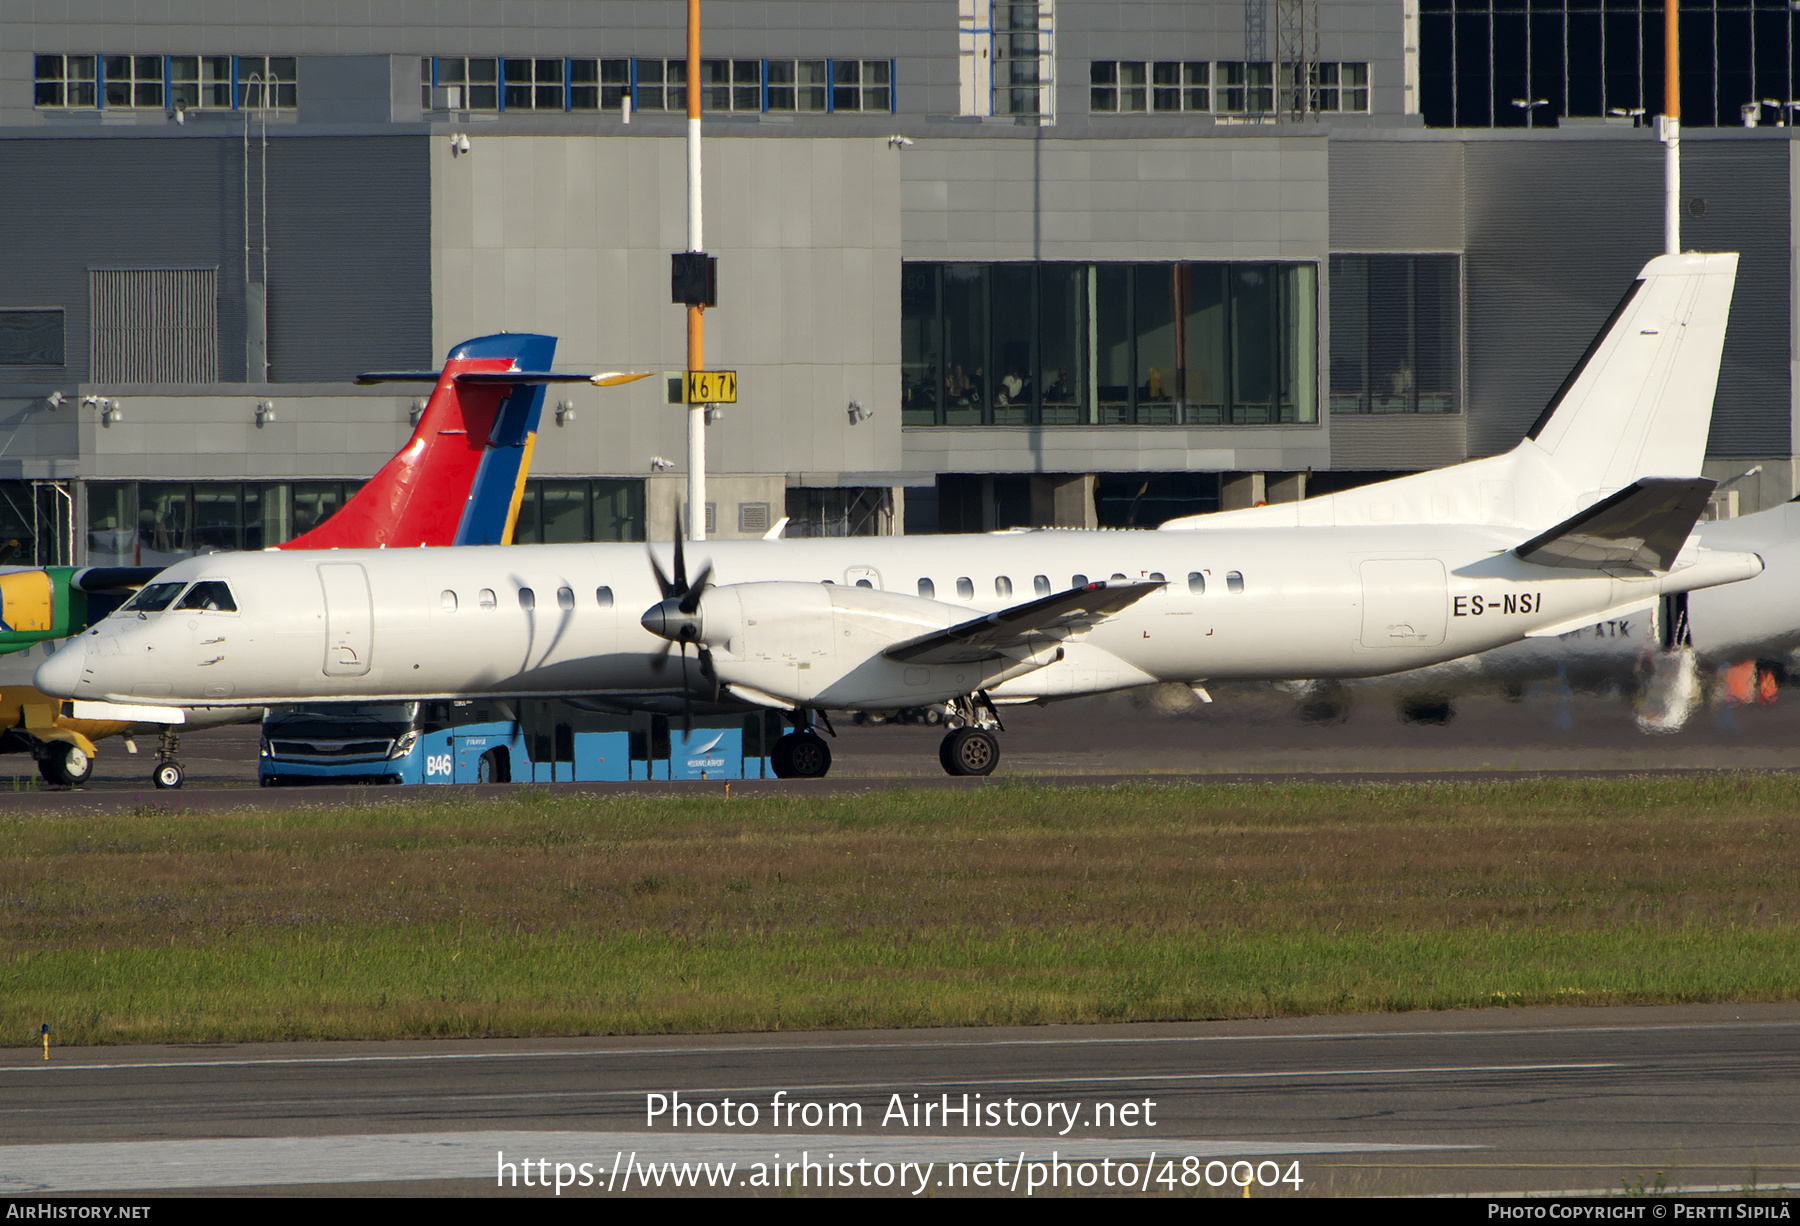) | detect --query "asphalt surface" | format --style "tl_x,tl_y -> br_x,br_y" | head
2,1003 -> 1796,1196
3,680 -> 1800,807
